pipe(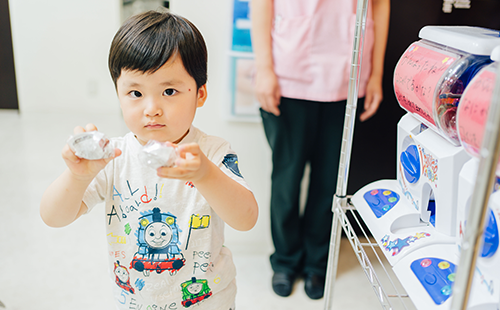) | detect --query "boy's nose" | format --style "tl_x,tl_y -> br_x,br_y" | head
144,99 -> 163,117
